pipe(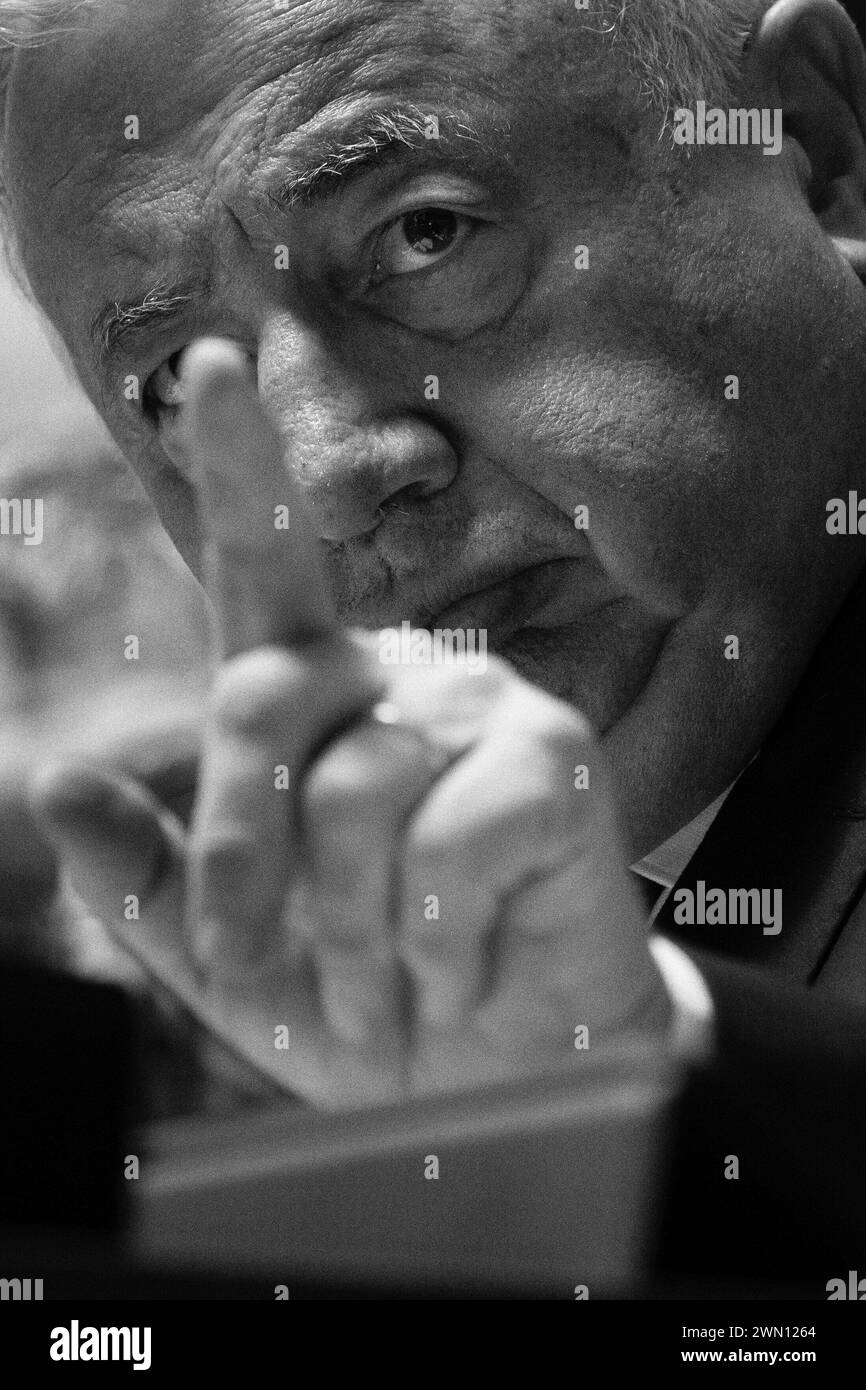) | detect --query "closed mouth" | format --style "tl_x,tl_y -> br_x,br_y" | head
419,557 -> 596,640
